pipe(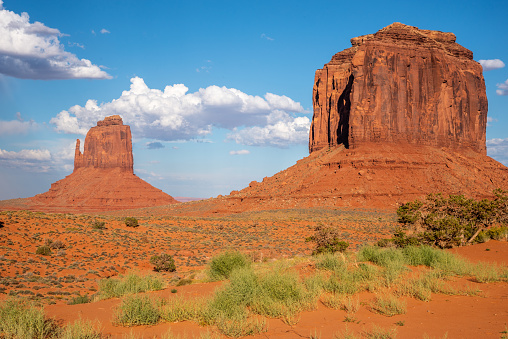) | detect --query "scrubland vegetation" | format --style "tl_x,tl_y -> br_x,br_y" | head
0,195 -> 507,338
1,244 -> 505,338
